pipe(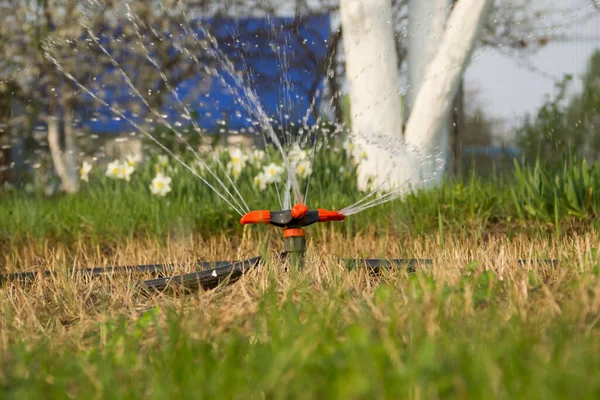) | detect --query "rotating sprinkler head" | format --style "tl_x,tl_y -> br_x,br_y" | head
240,203 -> 346,269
